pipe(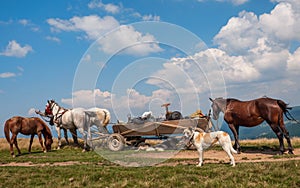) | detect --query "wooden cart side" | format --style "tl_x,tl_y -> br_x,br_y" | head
111,118 -> 210,137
